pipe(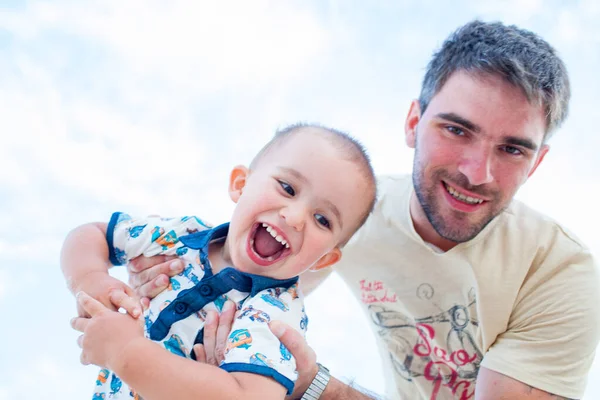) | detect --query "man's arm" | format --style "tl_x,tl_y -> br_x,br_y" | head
475,367 -> 576,400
